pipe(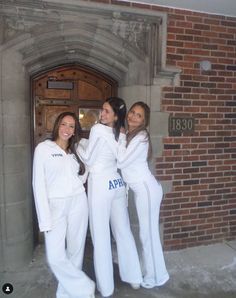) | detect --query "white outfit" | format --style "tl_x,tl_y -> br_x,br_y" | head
32,140 -> 95,298
78,124 -> 142,297
117,131 -> 169,288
